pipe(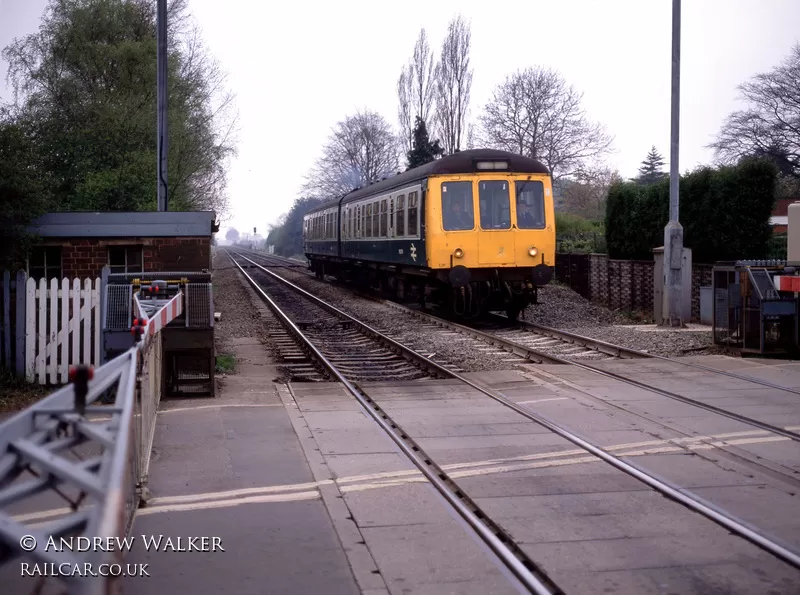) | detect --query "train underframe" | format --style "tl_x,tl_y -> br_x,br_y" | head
307,256 -> 553,320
